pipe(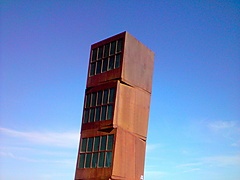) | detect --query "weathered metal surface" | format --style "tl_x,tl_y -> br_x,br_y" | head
75,31 -> 154,180
123,32 -> 154,93
111,127 -> 146,179
114,81 -> 151,138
